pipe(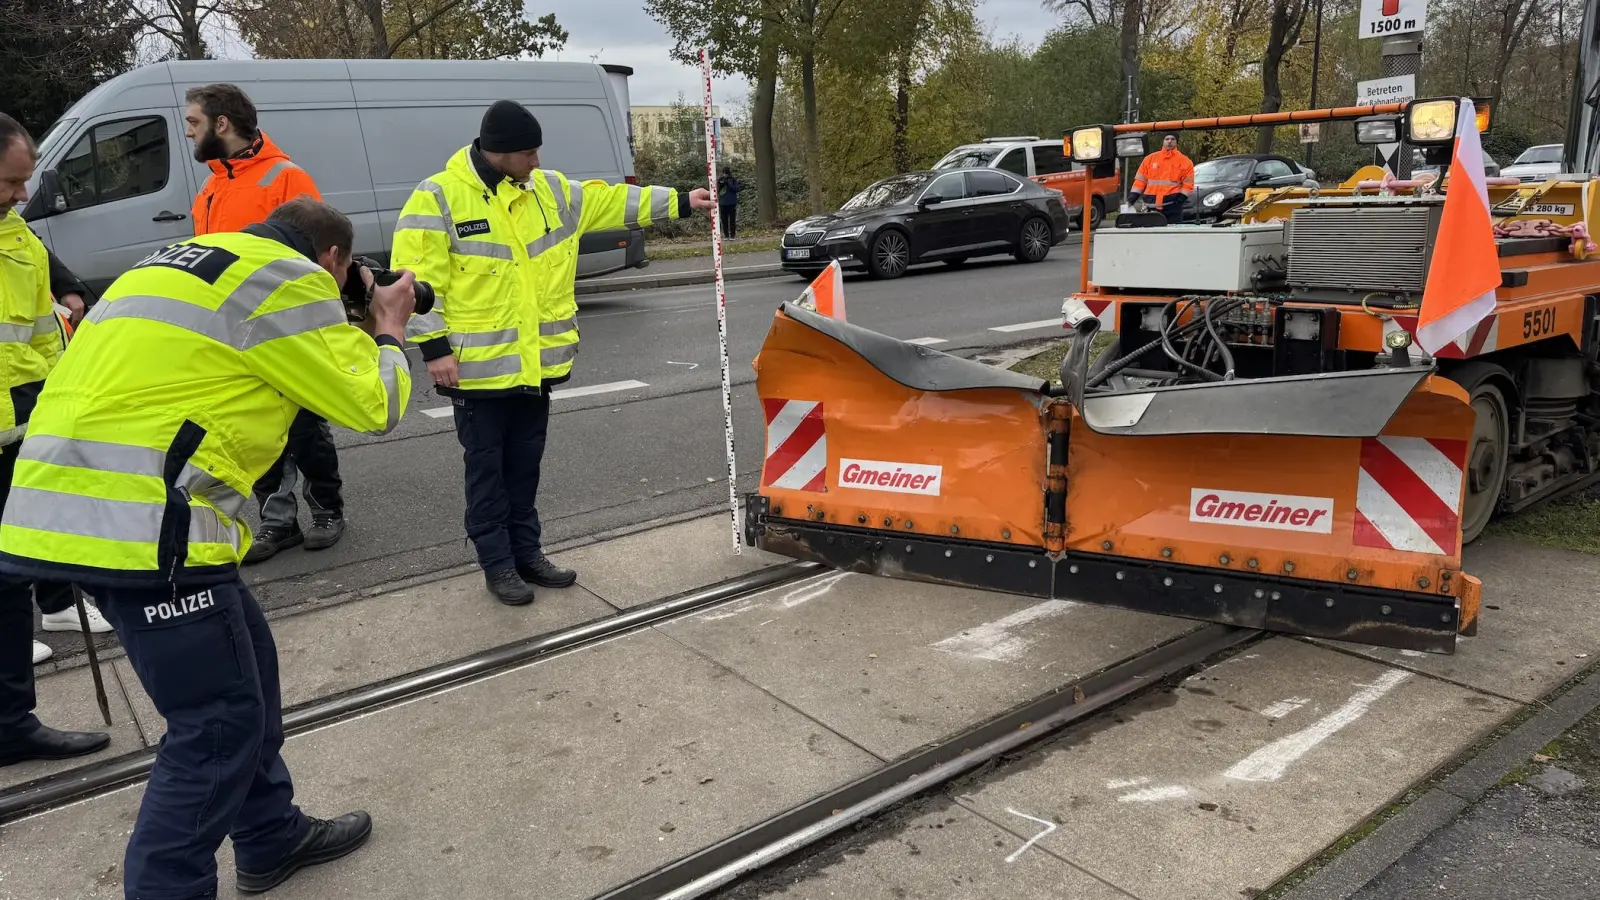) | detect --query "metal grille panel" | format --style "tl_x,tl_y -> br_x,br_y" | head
1287,206 -> 1435,295
783,231 -> 824,247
